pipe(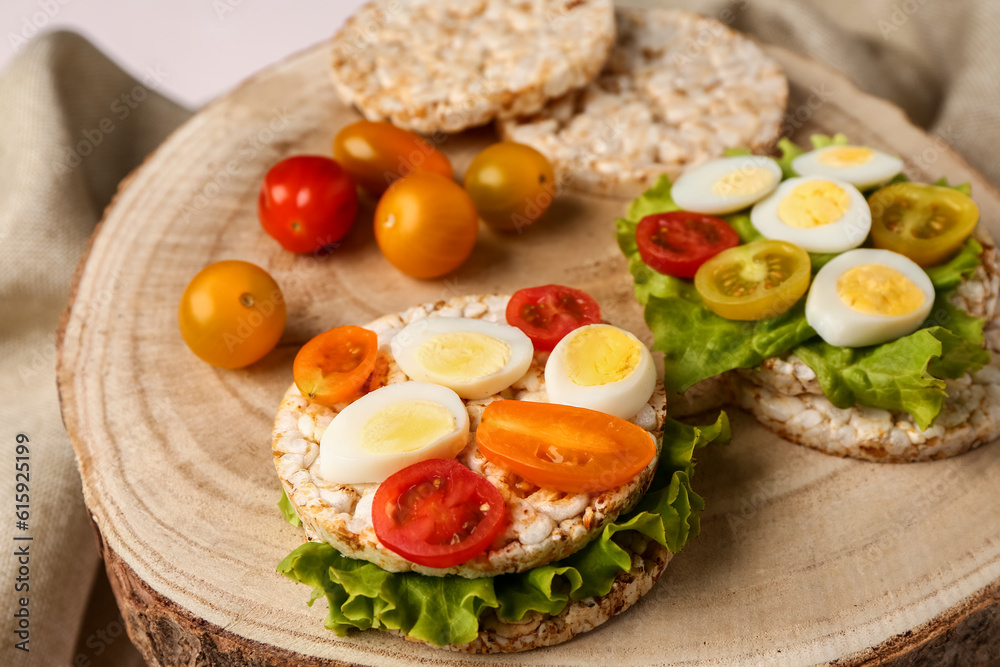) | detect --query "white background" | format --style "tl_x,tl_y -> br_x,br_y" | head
0,0 -> 370,108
